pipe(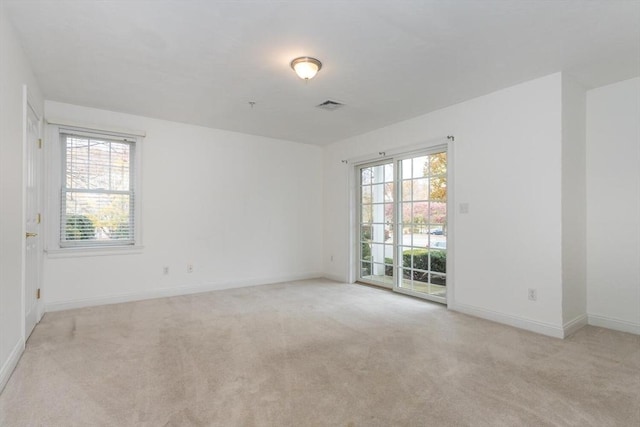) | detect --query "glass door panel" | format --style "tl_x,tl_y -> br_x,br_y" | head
395,151 -> 447,302
358,162 -> 394,287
